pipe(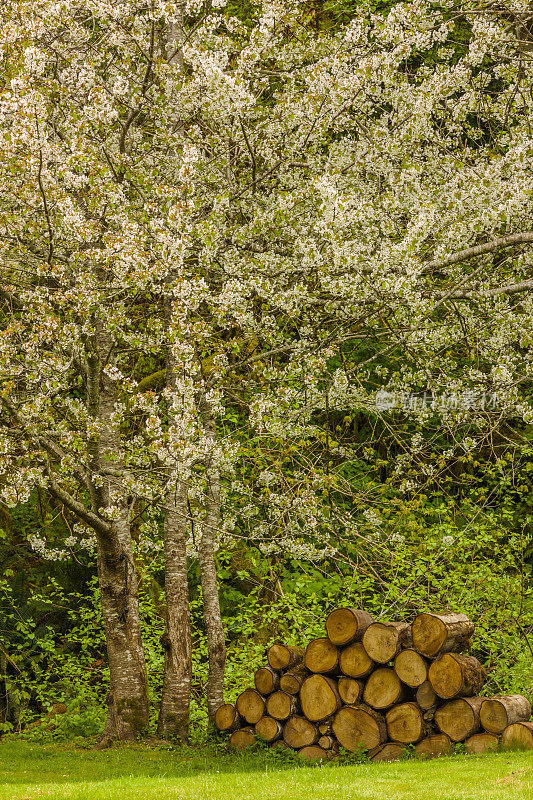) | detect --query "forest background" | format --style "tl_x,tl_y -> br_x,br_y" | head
0,0 -> 532,745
